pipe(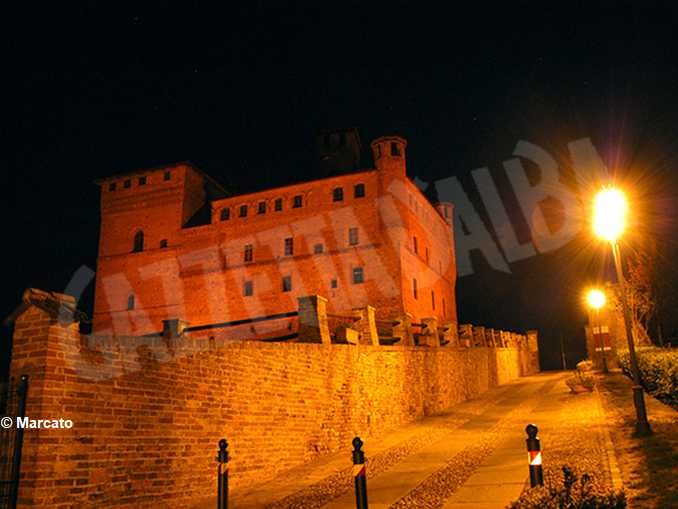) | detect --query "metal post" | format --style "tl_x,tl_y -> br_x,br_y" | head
559,332 -> 567,370
9,375 -> 28,509
611,242 -> 651,435
597,309 -> 608,373
525,424 -> 544,487
216,439 -> 229,509
352,437 -> 368,509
